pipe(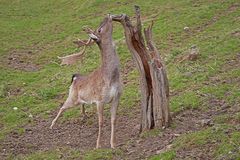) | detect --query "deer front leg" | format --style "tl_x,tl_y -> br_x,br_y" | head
110,96 -> 120,149
96,102 -> 104,148
80,104 -> 88,121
